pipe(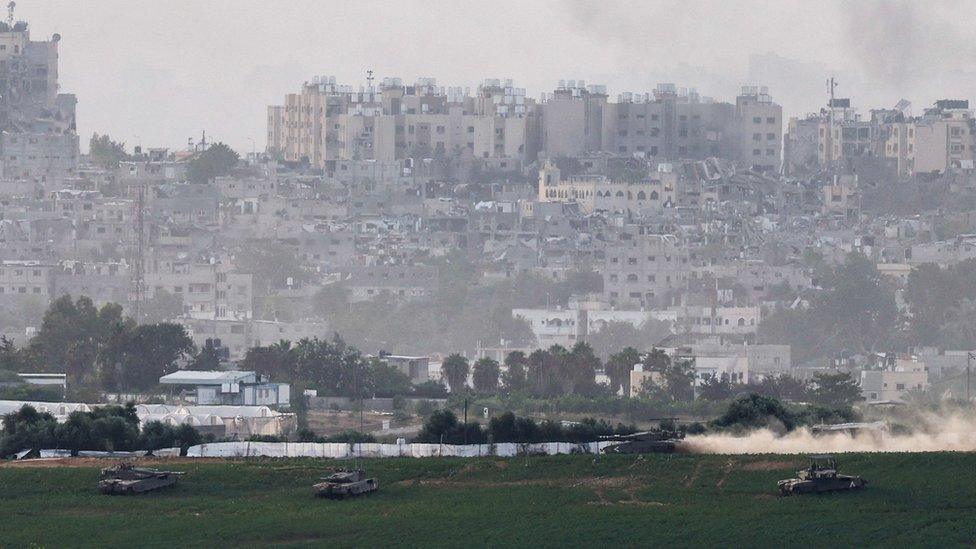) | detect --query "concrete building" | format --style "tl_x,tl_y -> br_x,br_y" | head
733,86 -> 782,172
859,356 -> 928,403
268,76 -> 534,172
601,228 -> 691,309
538,159 -> 677,214
344,264 -> 439,302
0,14 -> 79,185
381,355 -> 430,384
